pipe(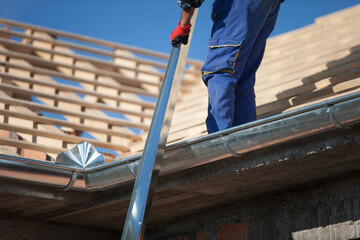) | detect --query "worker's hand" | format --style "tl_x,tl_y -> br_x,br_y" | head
170,23 -> 192,48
